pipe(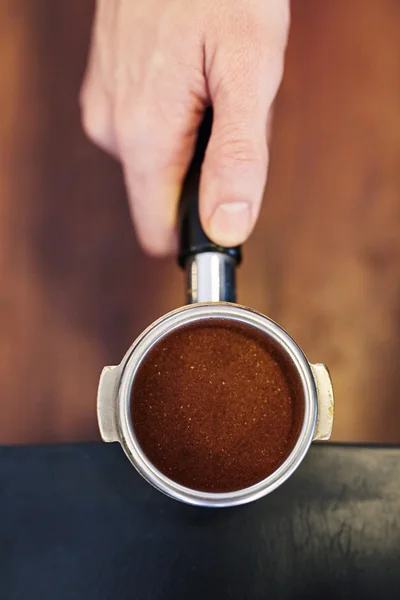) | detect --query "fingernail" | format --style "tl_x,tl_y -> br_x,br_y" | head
208,202 -> 251,247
